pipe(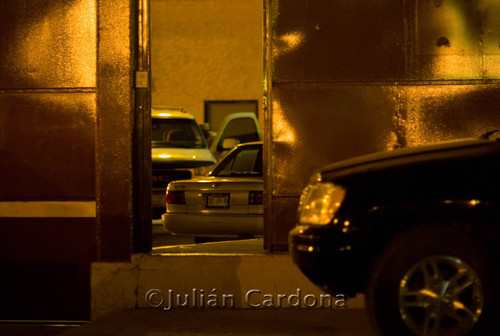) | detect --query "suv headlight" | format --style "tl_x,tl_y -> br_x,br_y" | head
298,182 -> 346,225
